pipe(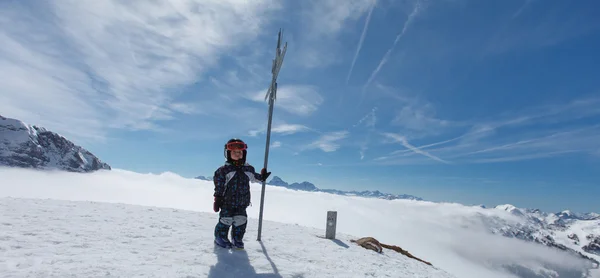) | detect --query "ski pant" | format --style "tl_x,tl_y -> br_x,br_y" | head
214,206 -> 247,241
